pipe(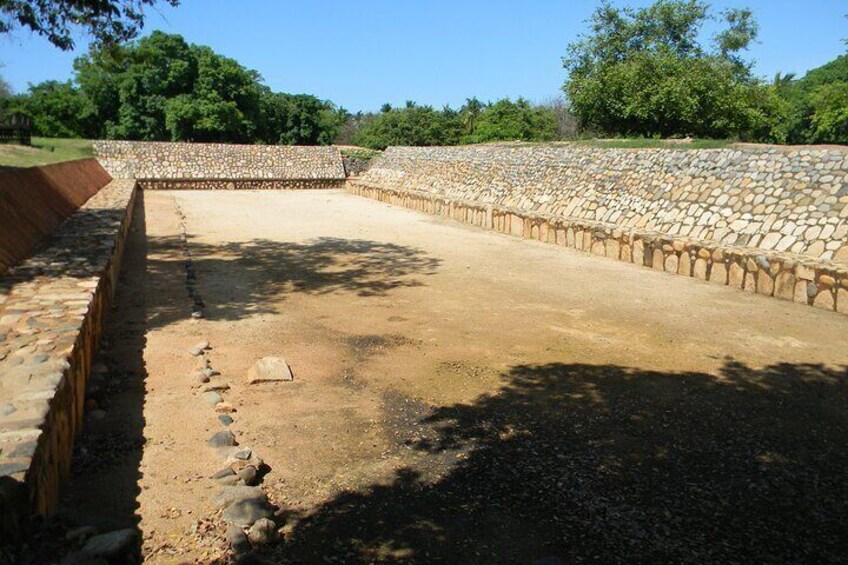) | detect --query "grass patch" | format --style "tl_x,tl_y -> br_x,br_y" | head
576,138 -> 735,149
0,137 -> 93,169
479,138 -> 736,149
338,146 -> 382,161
